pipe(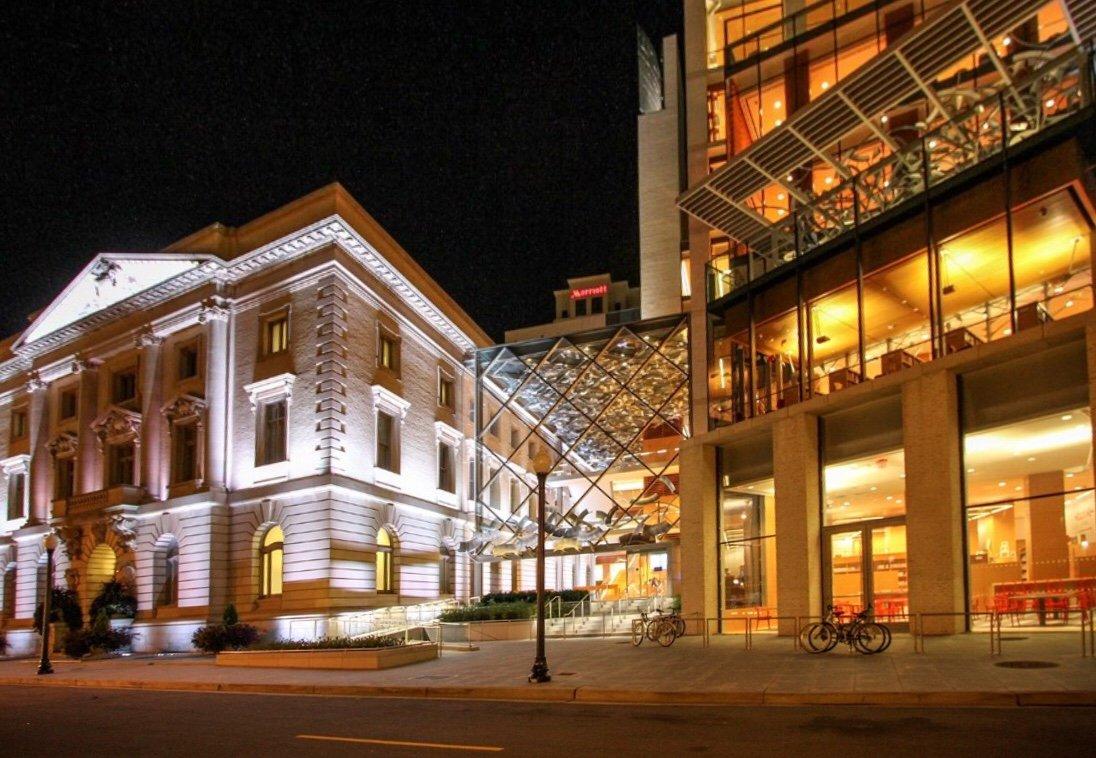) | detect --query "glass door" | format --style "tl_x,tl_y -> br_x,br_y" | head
824,518 -> 908,626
